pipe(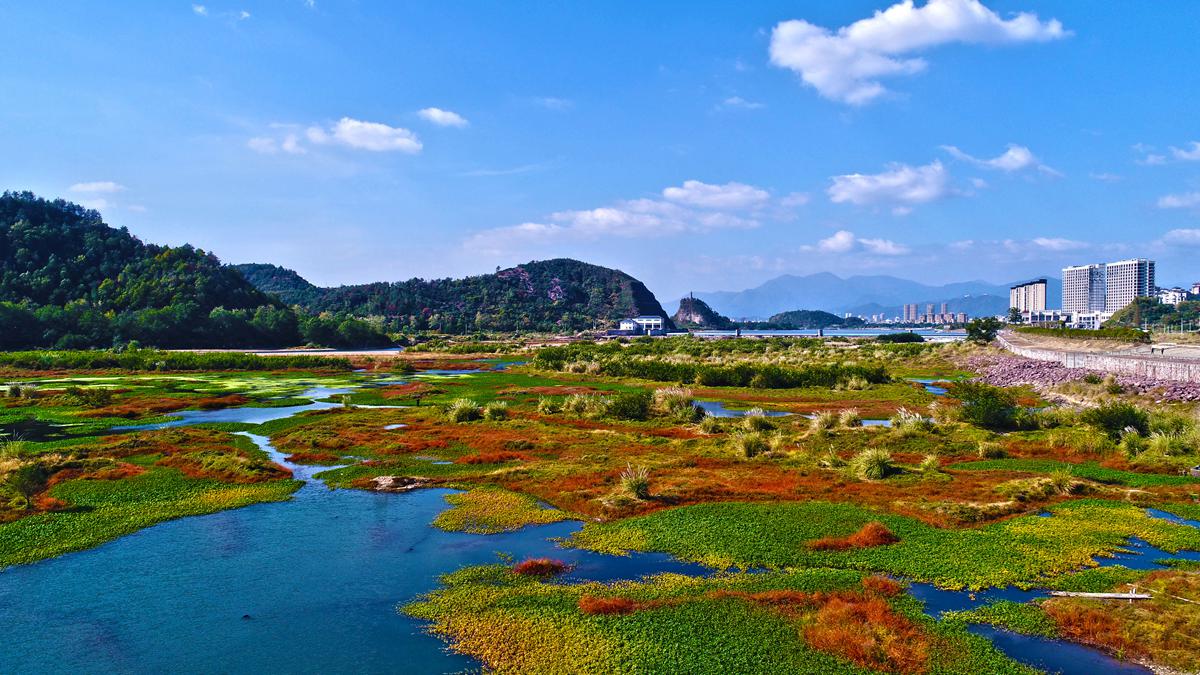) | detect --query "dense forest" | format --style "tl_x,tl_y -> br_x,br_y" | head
764,309 -> 865,329
1107,297 -> 1200,330
0,192 -> 389,350
233,258 -> 673,334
